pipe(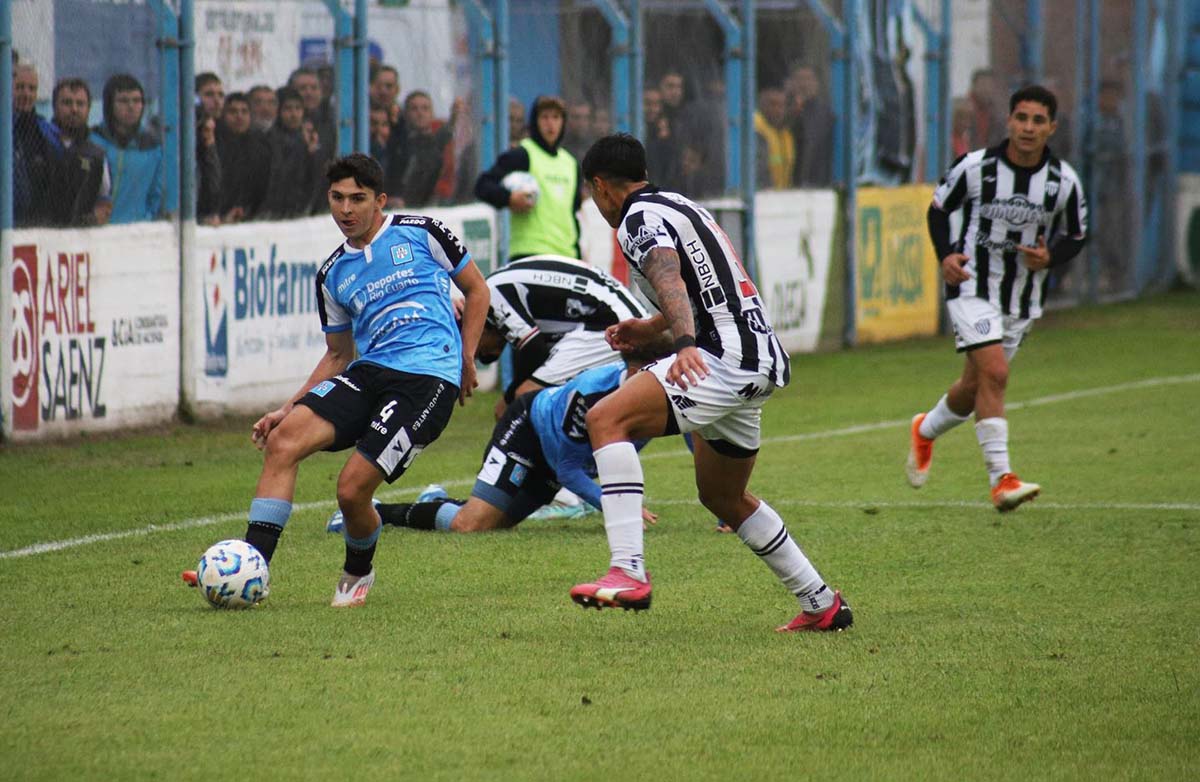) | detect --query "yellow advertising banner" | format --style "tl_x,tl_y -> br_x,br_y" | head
855,185 -> 941,343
